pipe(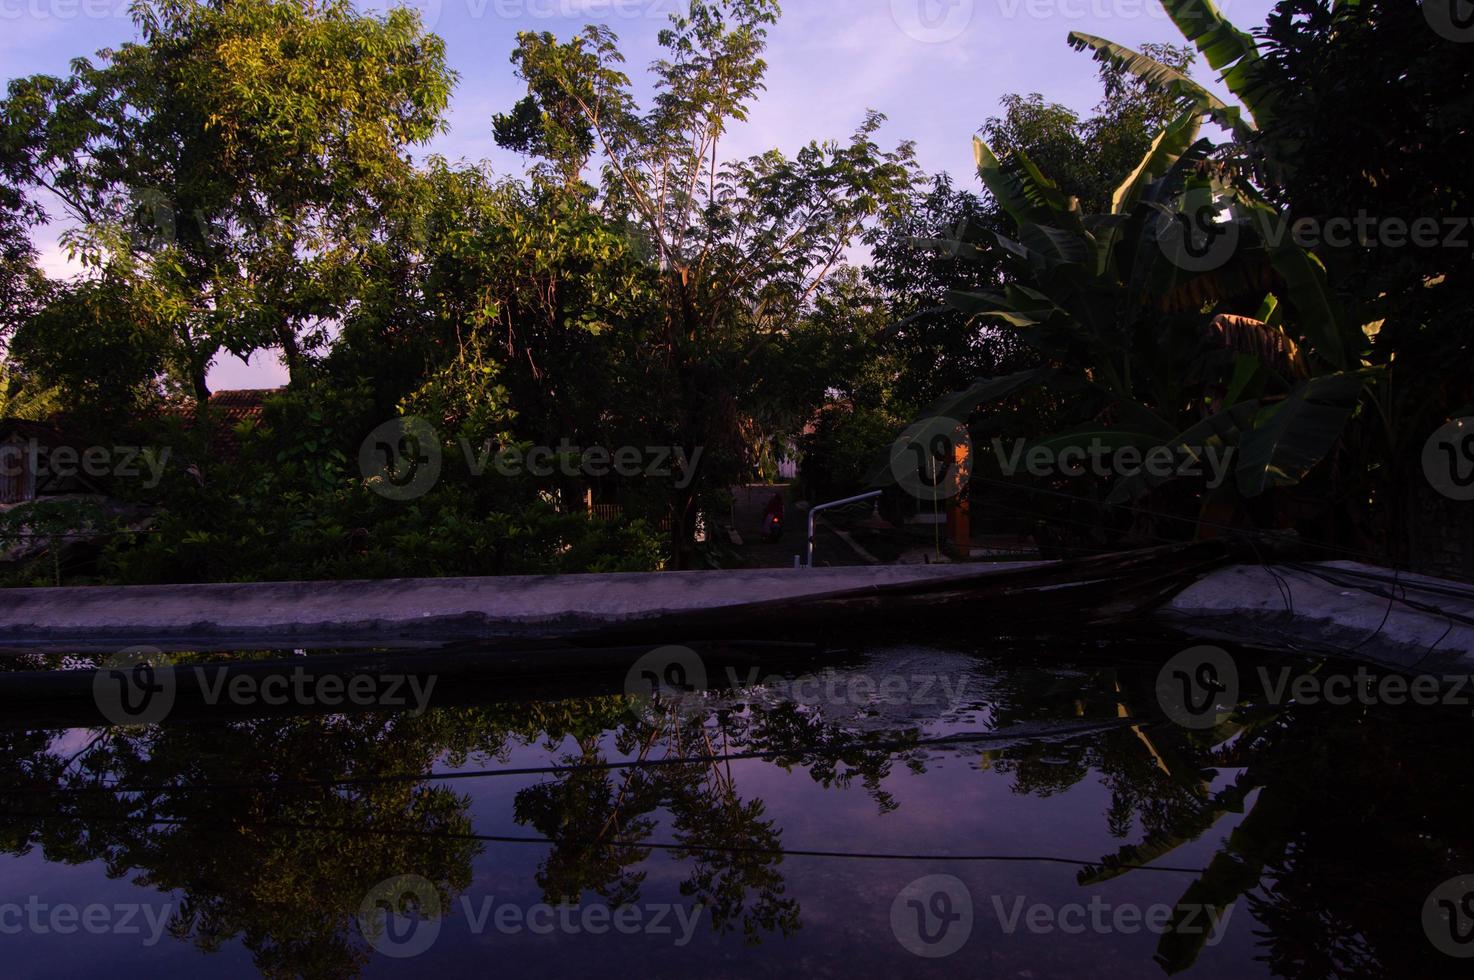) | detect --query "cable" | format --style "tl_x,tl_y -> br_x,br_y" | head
0,810 -> 1209,873
6,719 -> 1144,797
1289,561 -> 1474,601
1347,565 -> 1398,653
1245,535 -> 1295,618
1288,564 -> 1474,630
